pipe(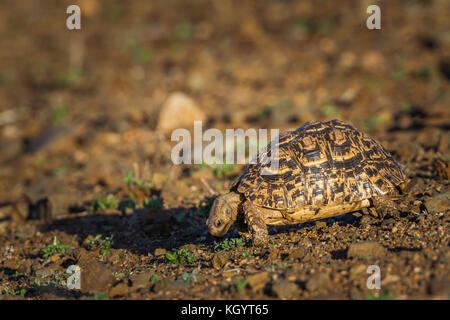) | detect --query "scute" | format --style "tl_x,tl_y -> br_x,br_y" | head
231,119 -> 406,210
